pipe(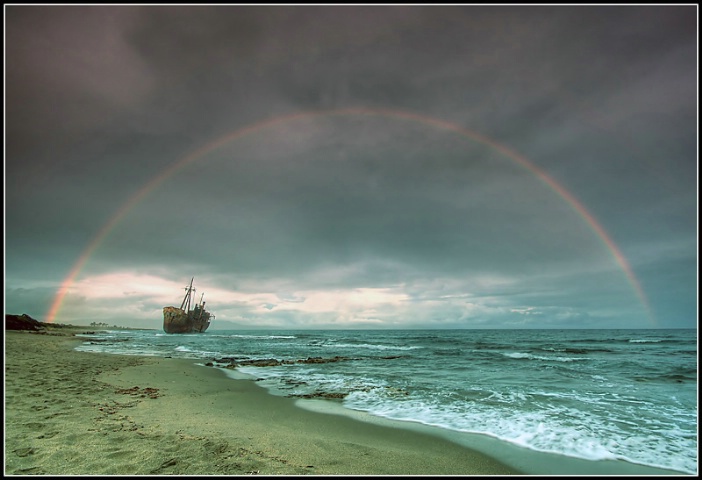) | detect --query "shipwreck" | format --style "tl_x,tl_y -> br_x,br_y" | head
163,277 -> 214,334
